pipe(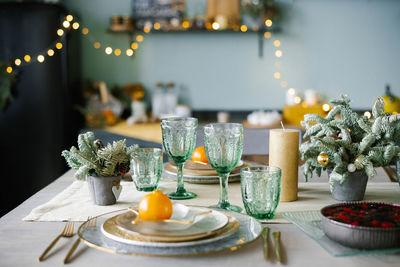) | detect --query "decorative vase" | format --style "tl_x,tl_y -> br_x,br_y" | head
86,175 -> 122,205
328,170 -> 368,201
